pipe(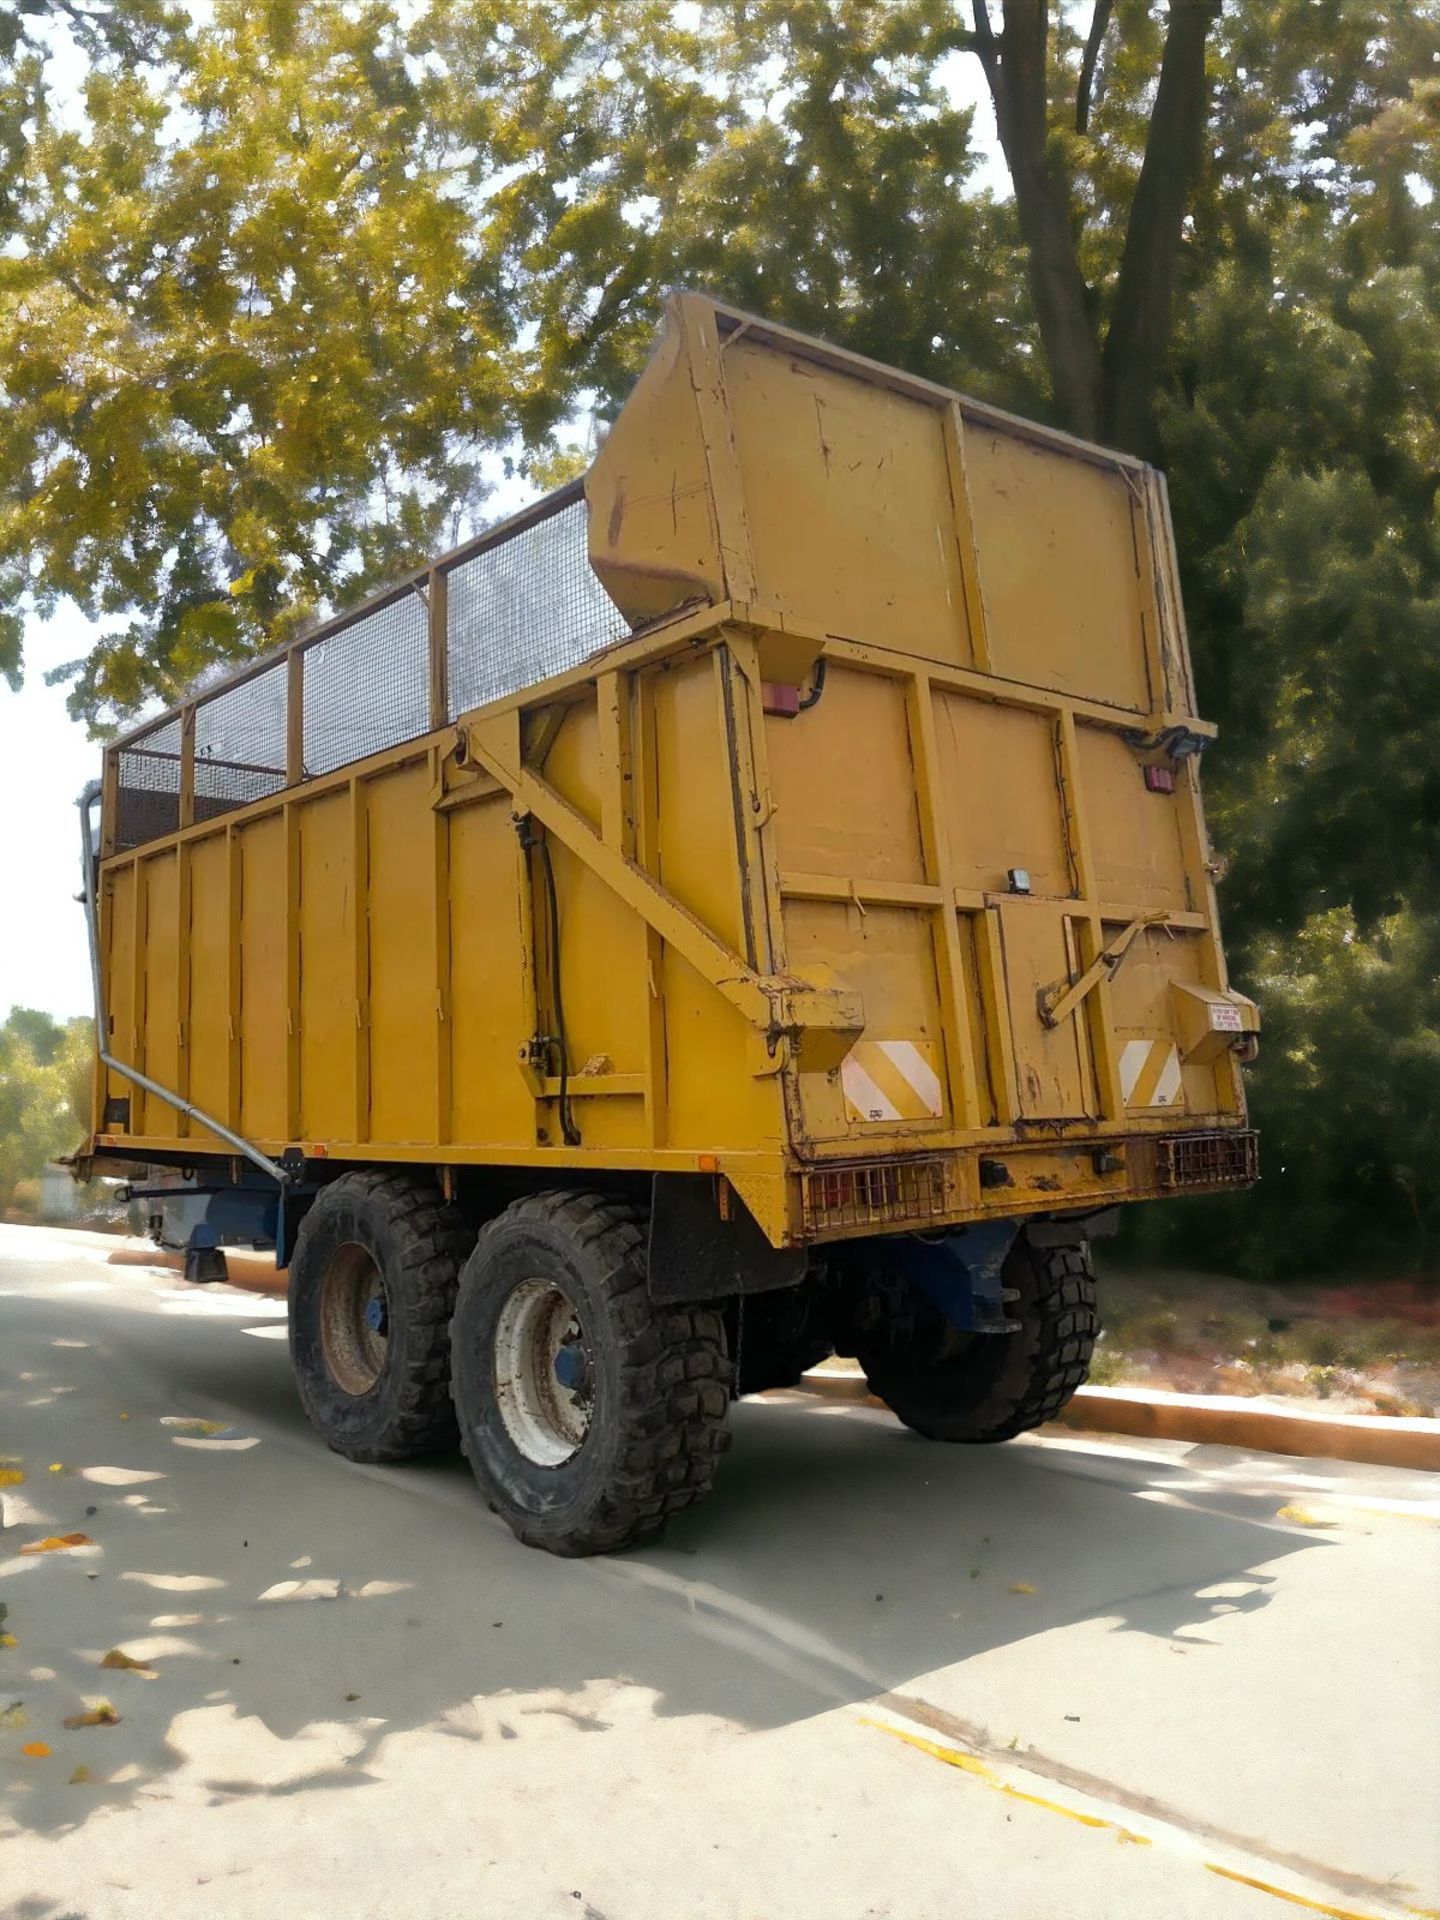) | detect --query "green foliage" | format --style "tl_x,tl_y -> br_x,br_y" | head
3,0 -> 1438,1274
0,1008 -> 94,1212
1127,910 -> 1440,1279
